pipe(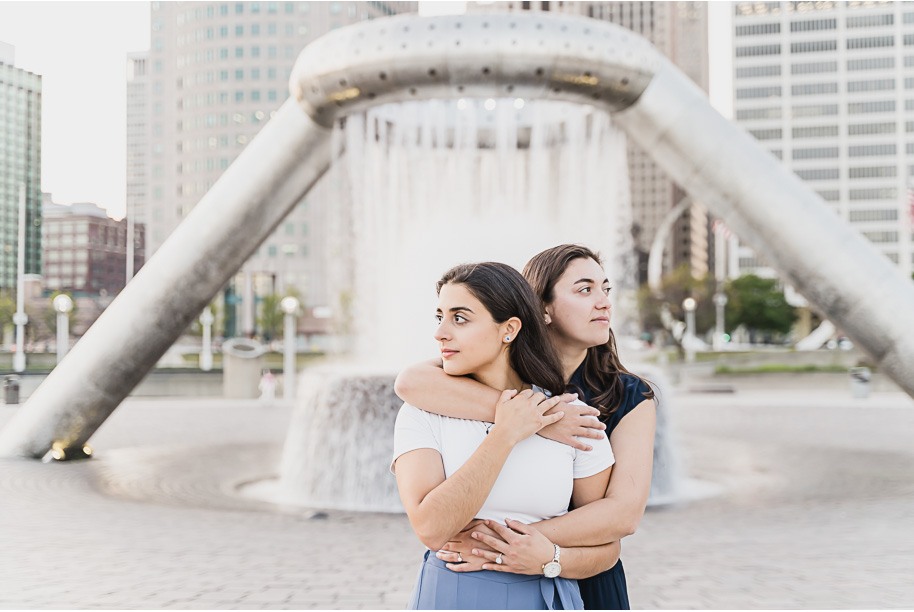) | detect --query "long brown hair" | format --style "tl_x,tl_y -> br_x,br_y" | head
437,262 -> 566,396
523,244 -> 654,419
